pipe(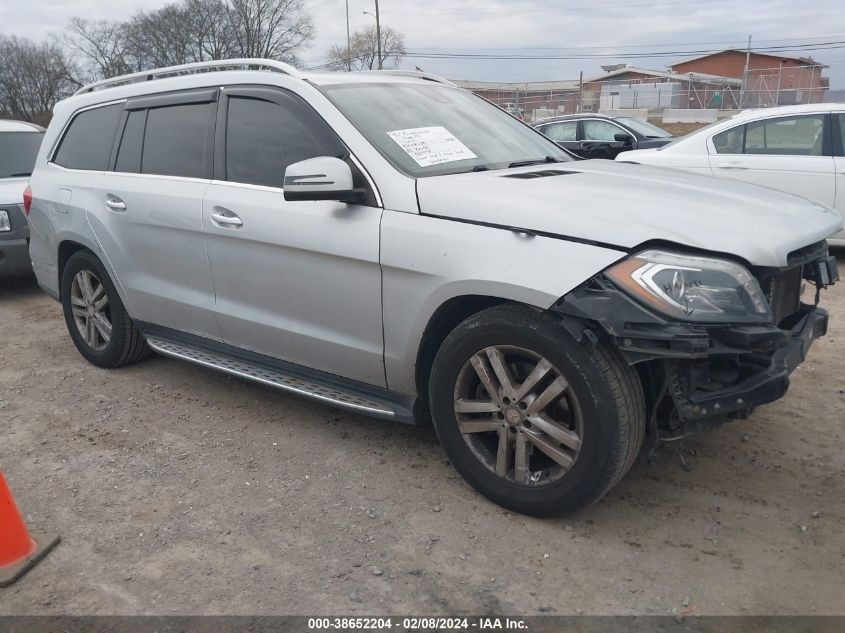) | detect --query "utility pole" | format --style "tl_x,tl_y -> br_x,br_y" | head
740,34 -> 752,107
578,70 -> 583,113
345,0 -> 351,71
375,0 -> 382,70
